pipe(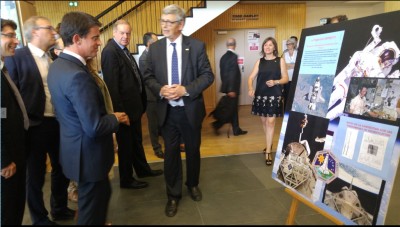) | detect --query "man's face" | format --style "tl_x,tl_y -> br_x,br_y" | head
78,26 -> 101,59
160,14 -> 184,42
33,19 -> 56,50
113,24 -> 131,47
1,25 -> 20,57
360,87 -> 367,98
